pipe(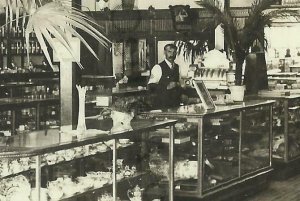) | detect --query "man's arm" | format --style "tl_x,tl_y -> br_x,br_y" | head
147,65 -> 162,91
